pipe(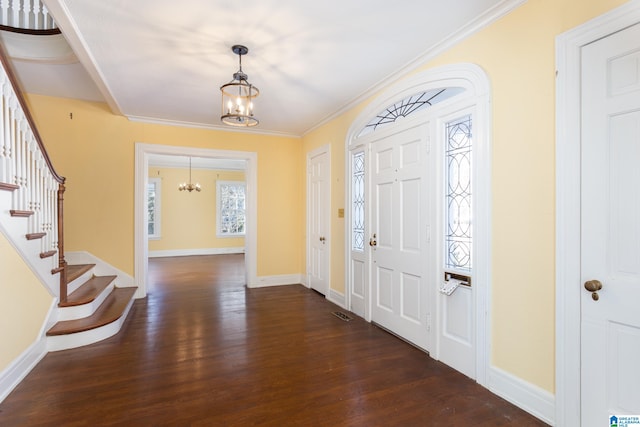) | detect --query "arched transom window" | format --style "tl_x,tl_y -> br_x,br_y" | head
358,87 -> 464,137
